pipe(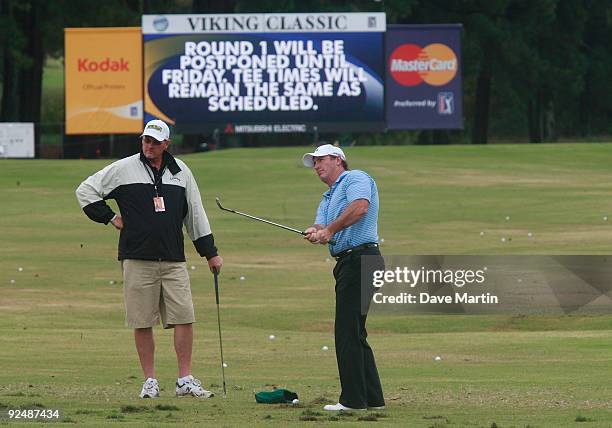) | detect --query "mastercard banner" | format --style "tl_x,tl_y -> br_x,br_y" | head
65,28 -> 143,135
385,24 -> 463,130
